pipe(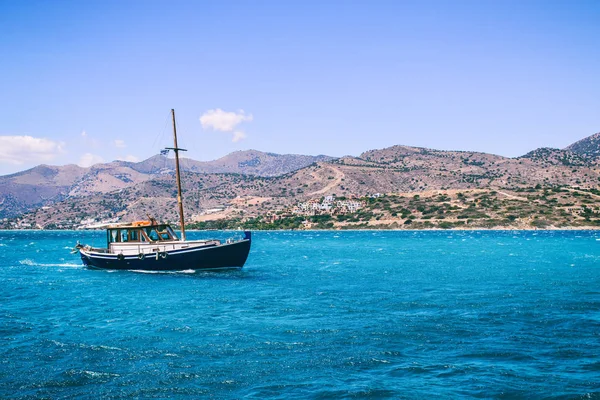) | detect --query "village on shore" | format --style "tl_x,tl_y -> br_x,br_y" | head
188,187 -> 600,231
5,186 -> 600,231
